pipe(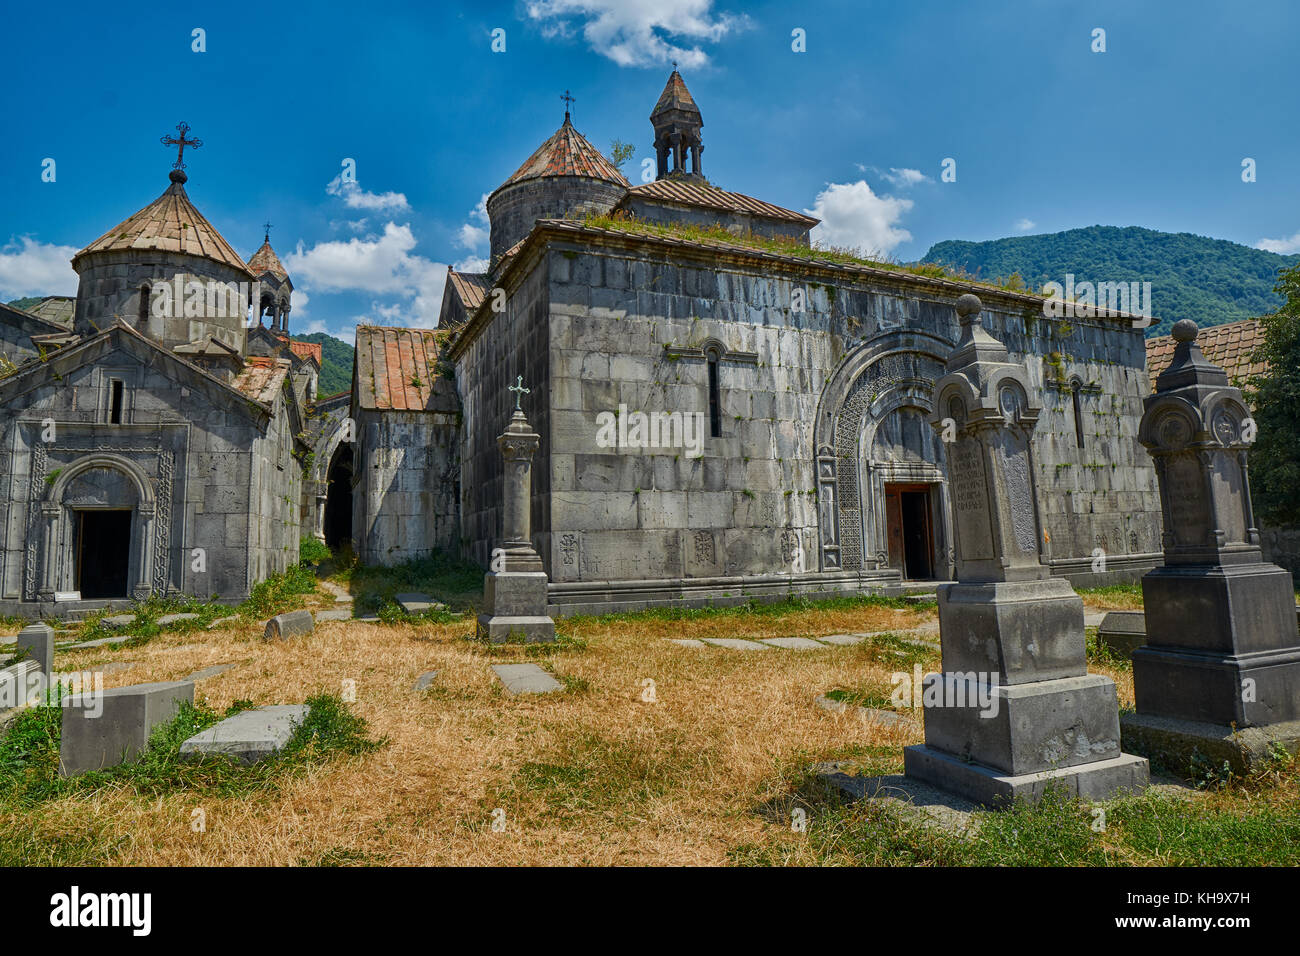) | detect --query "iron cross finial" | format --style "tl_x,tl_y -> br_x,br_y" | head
508,375 -> 530,410
161,121 -> 203,170
263,221 -> 273,243
560,90 -> 575,116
